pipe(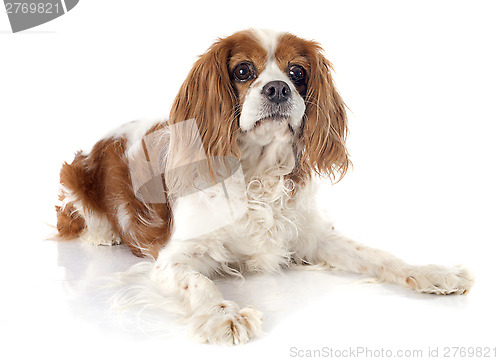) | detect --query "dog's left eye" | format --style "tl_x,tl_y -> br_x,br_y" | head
288,65 -> 306,84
